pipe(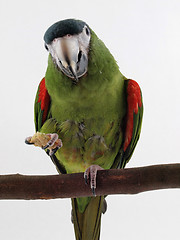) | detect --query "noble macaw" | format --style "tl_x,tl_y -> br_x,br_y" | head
25,19 -> 143,240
